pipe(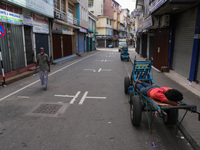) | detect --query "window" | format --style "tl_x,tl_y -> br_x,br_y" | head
54,0 -> 59,9
61,0 -> 65,12
107,18 -> 108,24
68,3 -> 74,14
110,19 -> 111,25
88,0 -> 93,8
